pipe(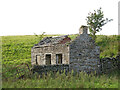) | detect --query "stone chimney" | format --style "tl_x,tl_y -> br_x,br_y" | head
79,25 -> 88,34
